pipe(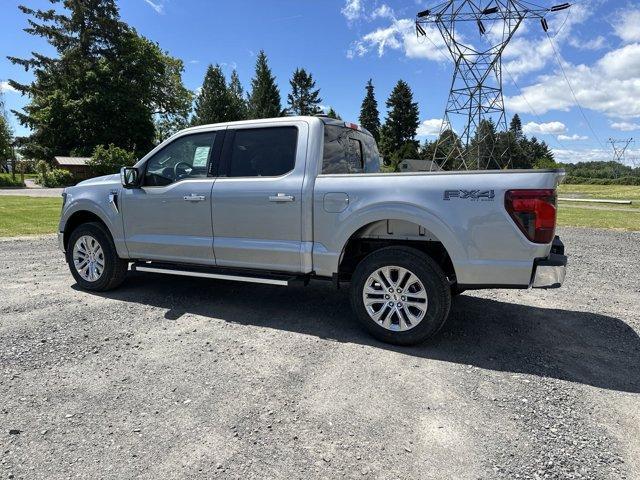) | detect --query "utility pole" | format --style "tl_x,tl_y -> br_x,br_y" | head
416,1 -> 571,170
